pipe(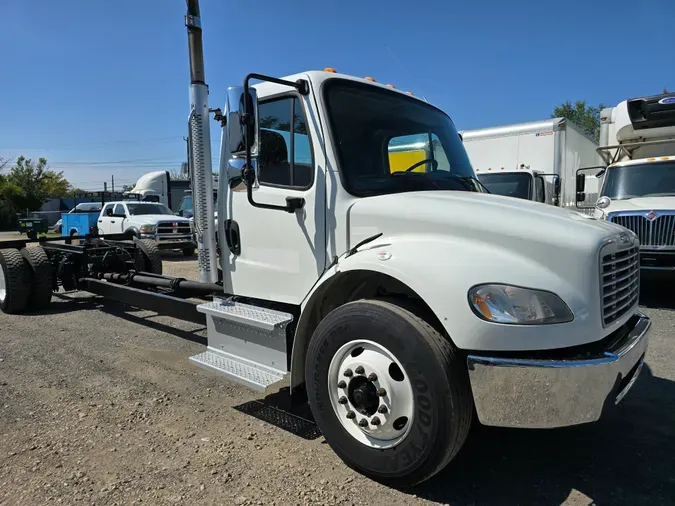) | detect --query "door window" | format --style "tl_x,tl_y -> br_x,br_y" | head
113,204 -> 125,216
258,97 -> 313,188
535,176 -> 545,202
